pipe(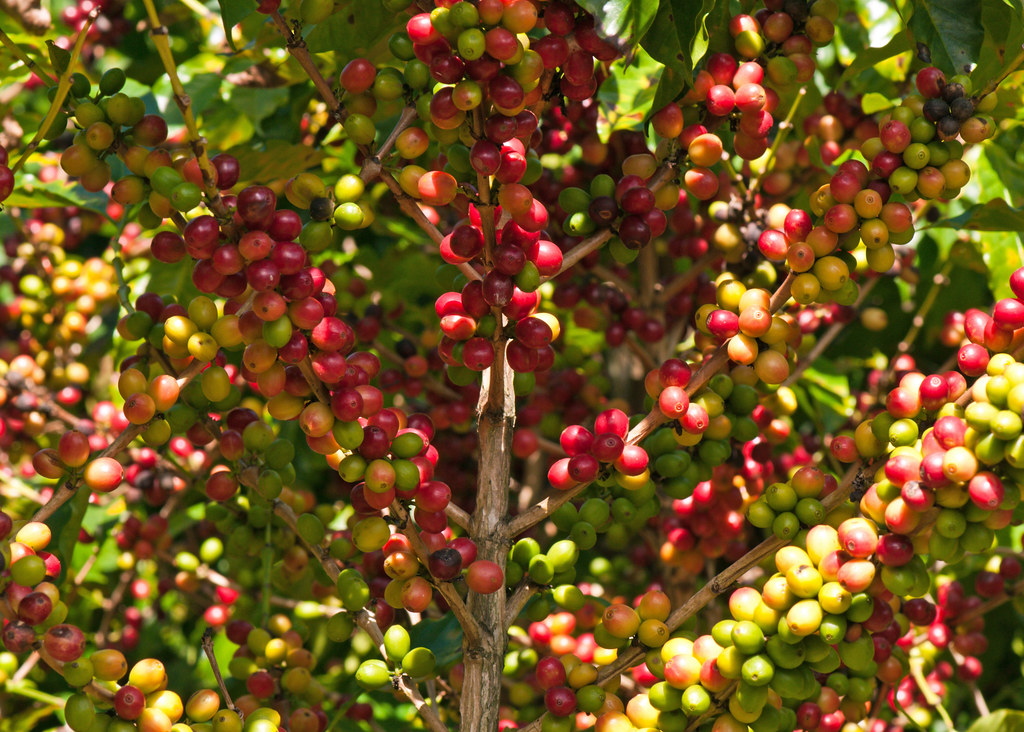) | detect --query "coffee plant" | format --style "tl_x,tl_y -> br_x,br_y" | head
3,0 -> 1024,730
